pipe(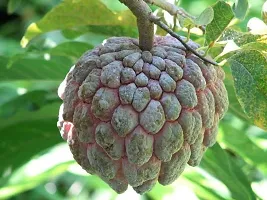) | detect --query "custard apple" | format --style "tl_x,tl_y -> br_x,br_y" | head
57,35 -> 229,194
